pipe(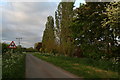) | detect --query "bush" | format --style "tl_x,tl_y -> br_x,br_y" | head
2,52 -> 25,78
